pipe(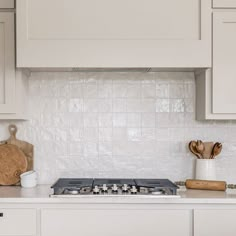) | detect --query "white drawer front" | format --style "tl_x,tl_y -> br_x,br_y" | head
213,0 -> 236,8
42,209 -> 191,236
0,209 -> 36,236
194,209 -> 236,236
